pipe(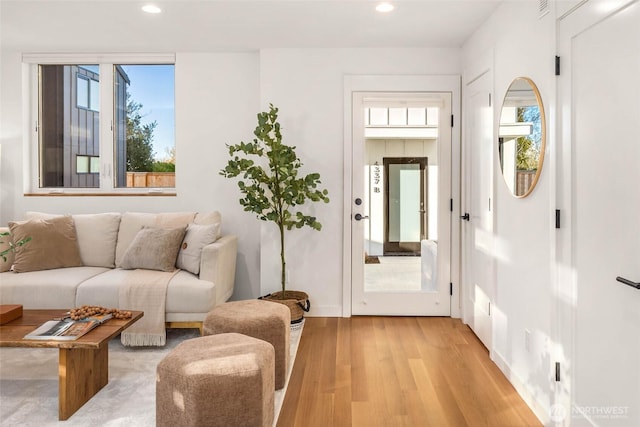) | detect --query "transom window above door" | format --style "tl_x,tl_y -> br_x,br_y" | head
364,107 -> 439,139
